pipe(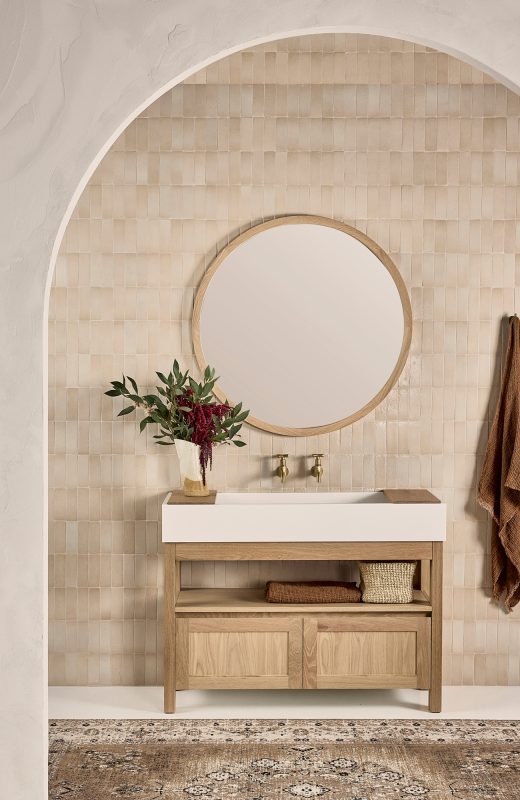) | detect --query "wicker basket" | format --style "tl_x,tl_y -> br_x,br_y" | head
358,560 -> 417,603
